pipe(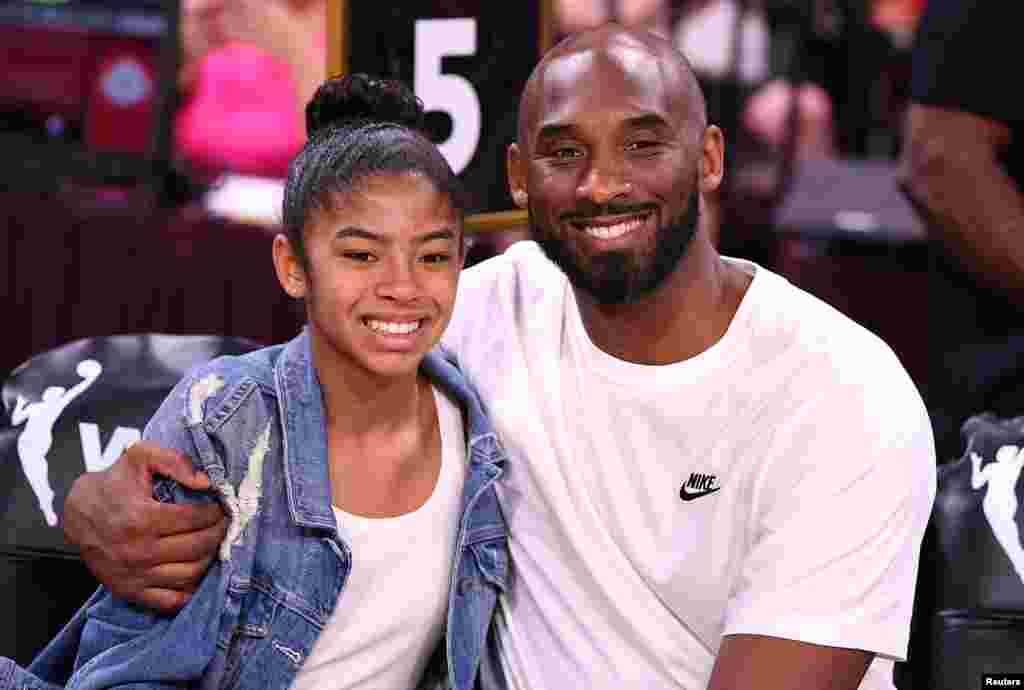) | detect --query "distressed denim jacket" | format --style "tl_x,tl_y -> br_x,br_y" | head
1,331 -> 509,690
